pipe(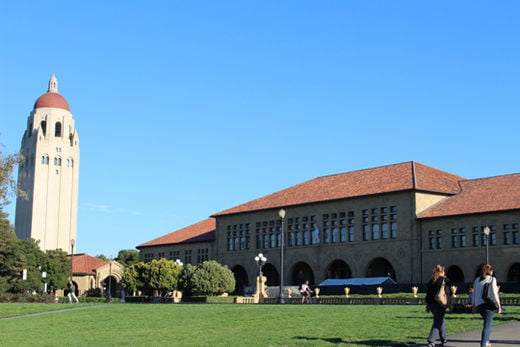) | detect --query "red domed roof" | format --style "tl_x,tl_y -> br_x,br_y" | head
34,92 -> 70,111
